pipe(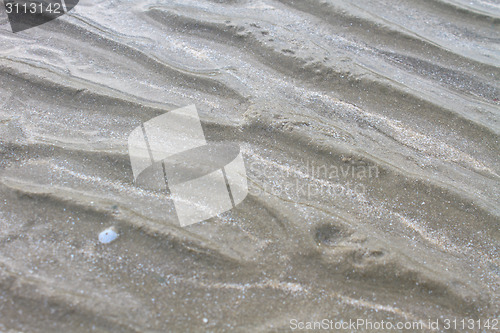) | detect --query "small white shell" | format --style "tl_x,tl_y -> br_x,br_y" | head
98,227 -> 118,244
